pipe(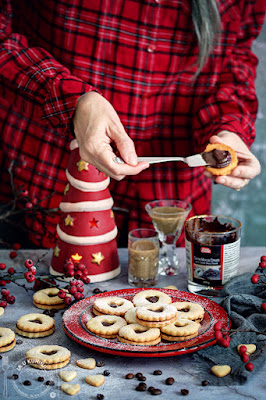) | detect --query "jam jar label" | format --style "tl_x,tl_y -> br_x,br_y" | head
185,238 -> 241,287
